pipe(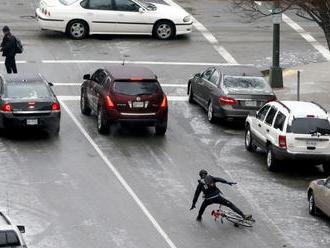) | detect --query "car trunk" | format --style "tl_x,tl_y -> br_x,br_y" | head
111,80 -> 163,114
228,93 -> 276,110
9,99 -> 54,116
286,118 -> 330,154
